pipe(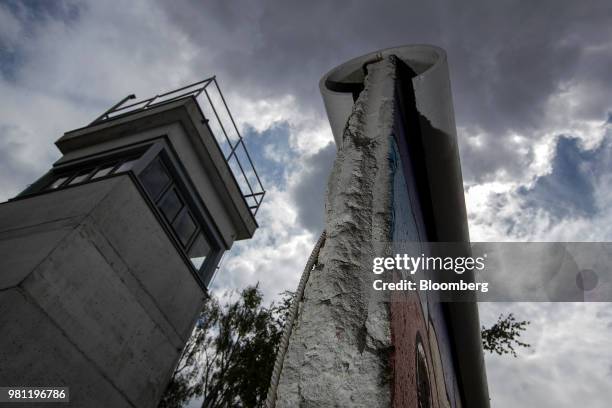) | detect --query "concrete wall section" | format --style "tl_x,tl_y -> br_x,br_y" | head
0,180 -> 117,289
276,51 -> 486,407
318,45 -> 489,408
275,58 -> 399,408
0,288 -> 131,408
0,176 -> 205,407
88,176 -> 205,340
